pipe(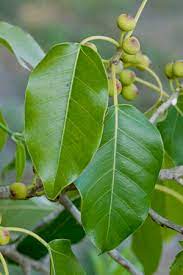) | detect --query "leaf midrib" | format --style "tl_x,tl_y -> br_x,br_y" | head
105,104 -> 118,242
54,45 -> 81,194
